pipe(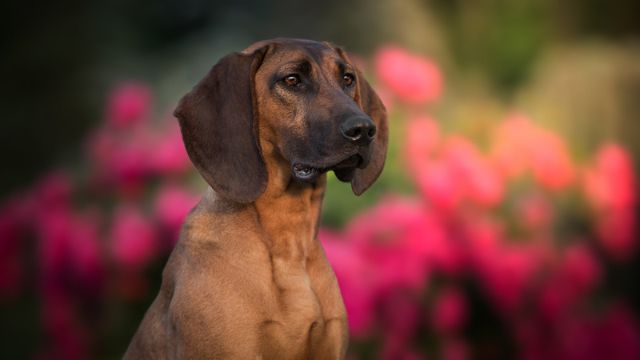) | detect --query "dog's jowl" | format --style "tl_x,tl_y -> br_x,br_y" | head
124,38 -> 388,360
